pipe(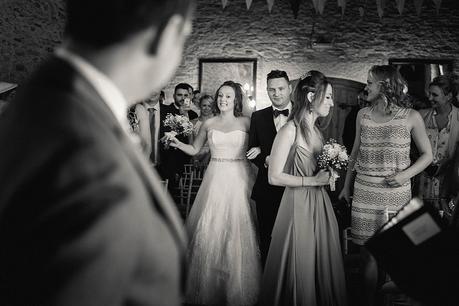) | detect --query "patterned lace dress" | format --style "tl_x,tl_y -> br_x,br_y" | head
351,107 -> 412,245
